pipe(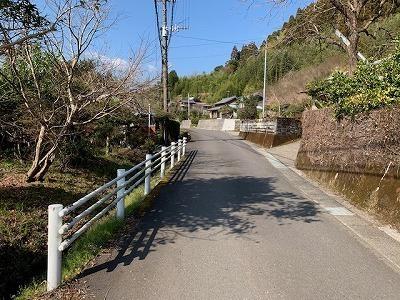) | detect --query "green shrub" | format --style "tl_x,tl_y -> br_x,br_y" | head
237,96 -> 258,120
307,42 -> 400,118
